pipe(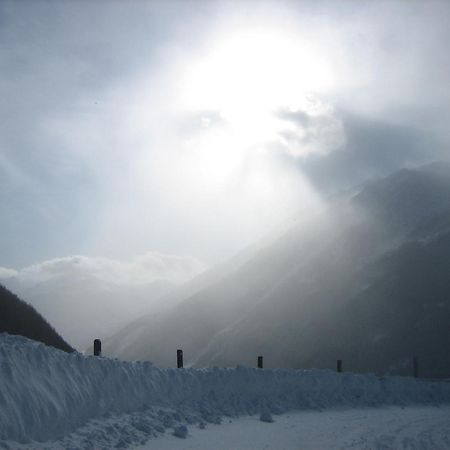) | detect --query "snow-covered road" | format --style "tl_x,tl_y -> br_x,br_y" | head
137,406 -> 450,450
